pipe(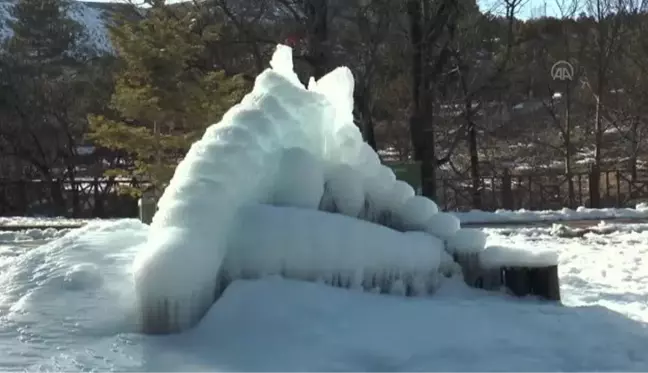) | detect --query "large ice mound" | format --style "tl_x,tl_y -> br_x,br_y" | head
132,45 -> 485,334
